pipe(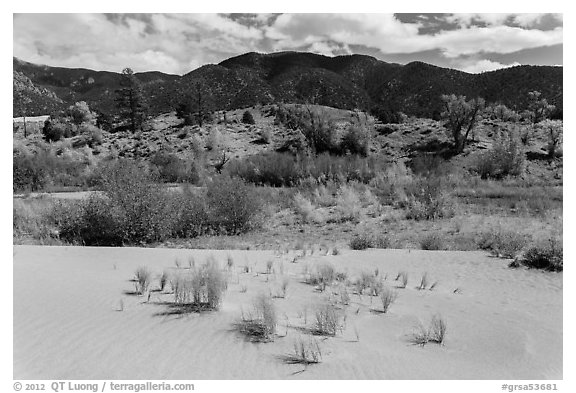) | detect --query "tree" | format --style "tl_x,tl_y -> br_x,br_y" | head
115,68 -> 147,133
538,119 -> 563,159
67,101 -> 96,126
441,94 -> 485,153
527,91 -> 555,125
14,90 -> 30,138
176,82 -> 213,126
242,110 -> 255,125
